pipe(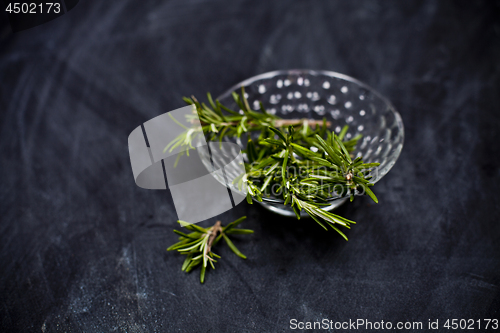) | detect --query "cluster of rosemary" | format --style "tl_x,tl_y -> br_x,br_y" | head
167,217 -> 252,283
168,88 -> 379,282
